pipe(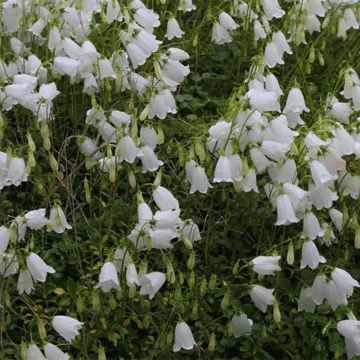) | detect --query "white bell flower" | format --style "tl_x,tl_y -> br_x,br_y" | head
26,252 -> 55,283
252,255 -> 281,275
250,285 -> 275,312
52,315 -> 84,343
173,322 -> 196,352
300,240 -> 326,269
139,271 -> 166,299
166,18 -> 184,40
231,314 -> 253,337
95,261 -> 120,292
